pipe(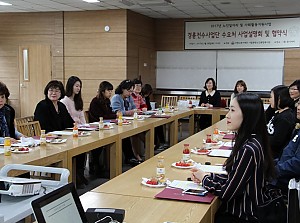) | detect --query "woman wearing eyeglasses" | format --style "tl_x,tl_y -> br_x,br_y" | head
34,80 -> 74,133
289,80 -> 300,111
111,80 -> 143,164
